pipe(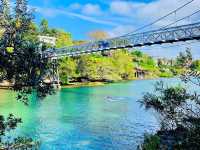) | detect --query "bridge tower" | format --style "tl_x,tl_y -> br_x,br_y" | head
51,56 -> 61,89
38,35 -> 61,89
